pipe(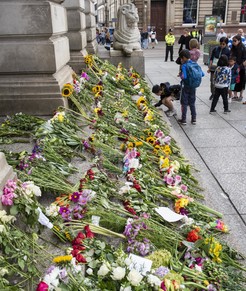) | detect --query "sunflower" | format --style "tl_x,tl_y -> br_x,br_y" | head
92,85 -> 103,94
53,255 -> 73,264
136,96 -> 146,108
163,145 -> 172,155
84,54 -> 93,65
62,83 -> 73,98
146,136 -> 156,145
